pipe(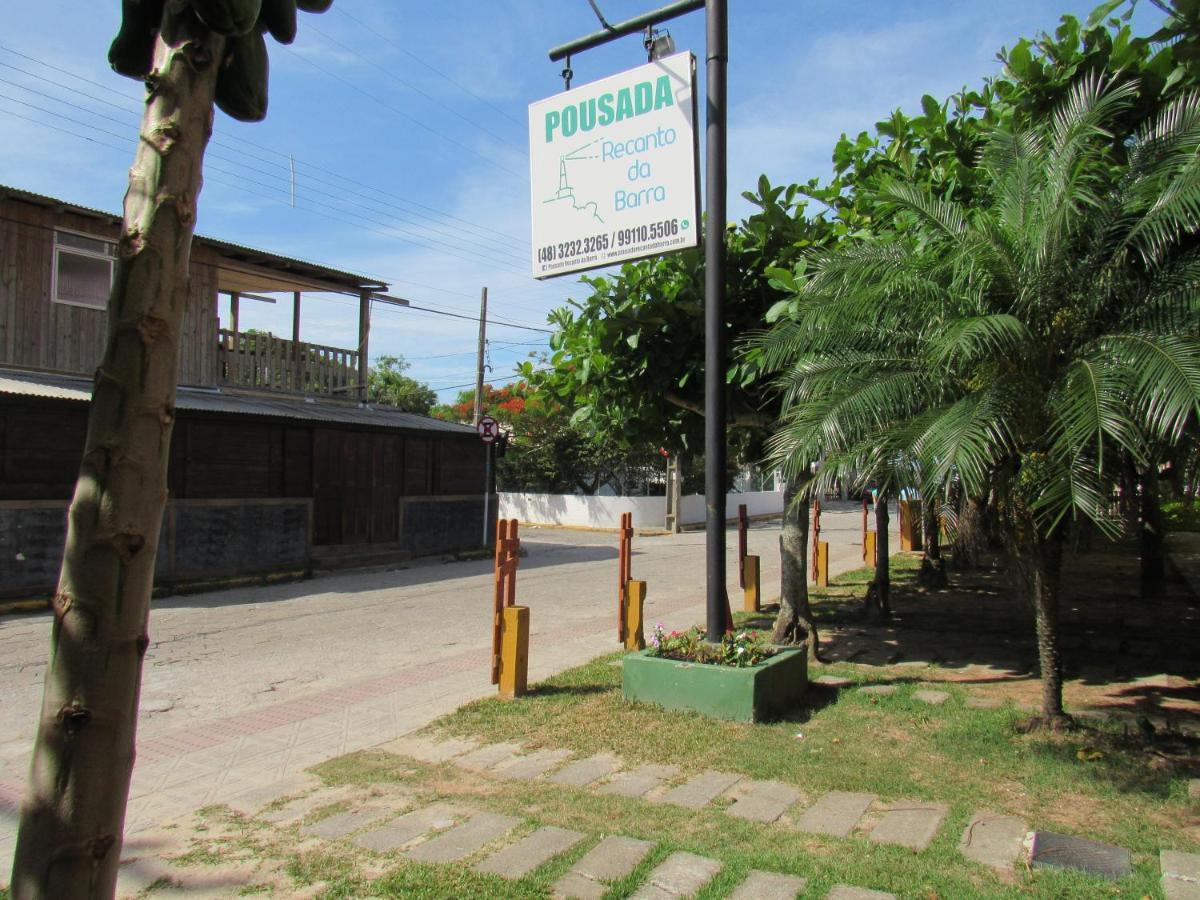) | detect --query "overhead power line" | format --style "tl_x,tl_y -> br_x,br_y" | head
0,74 -> 531,269
284,46 -> 523,180
334,7 -> 524,128
0,93 -> 535,277
0,46 -> 532,250
305,22 -> 522,152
